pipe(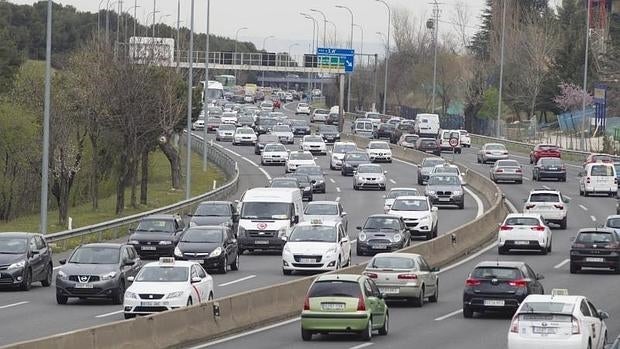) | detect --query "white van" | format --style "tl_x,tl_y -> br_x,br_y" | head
438,129 -> 462,153
579,163 -> 618,197
237,188 -> 304,252
353,119 -> 374,138
364,112 -> 382,127
202,80 -> 224,106
329,105 -> 340,114
415,113 -> 440,138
